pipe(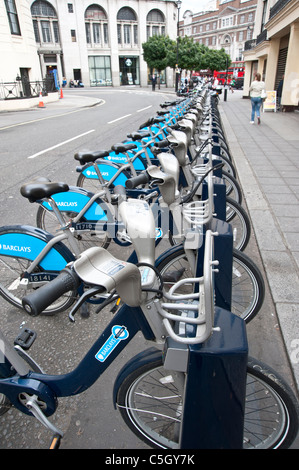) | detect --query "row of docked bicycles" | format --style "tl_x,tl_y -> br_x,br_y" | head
0,86 -> 298,449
